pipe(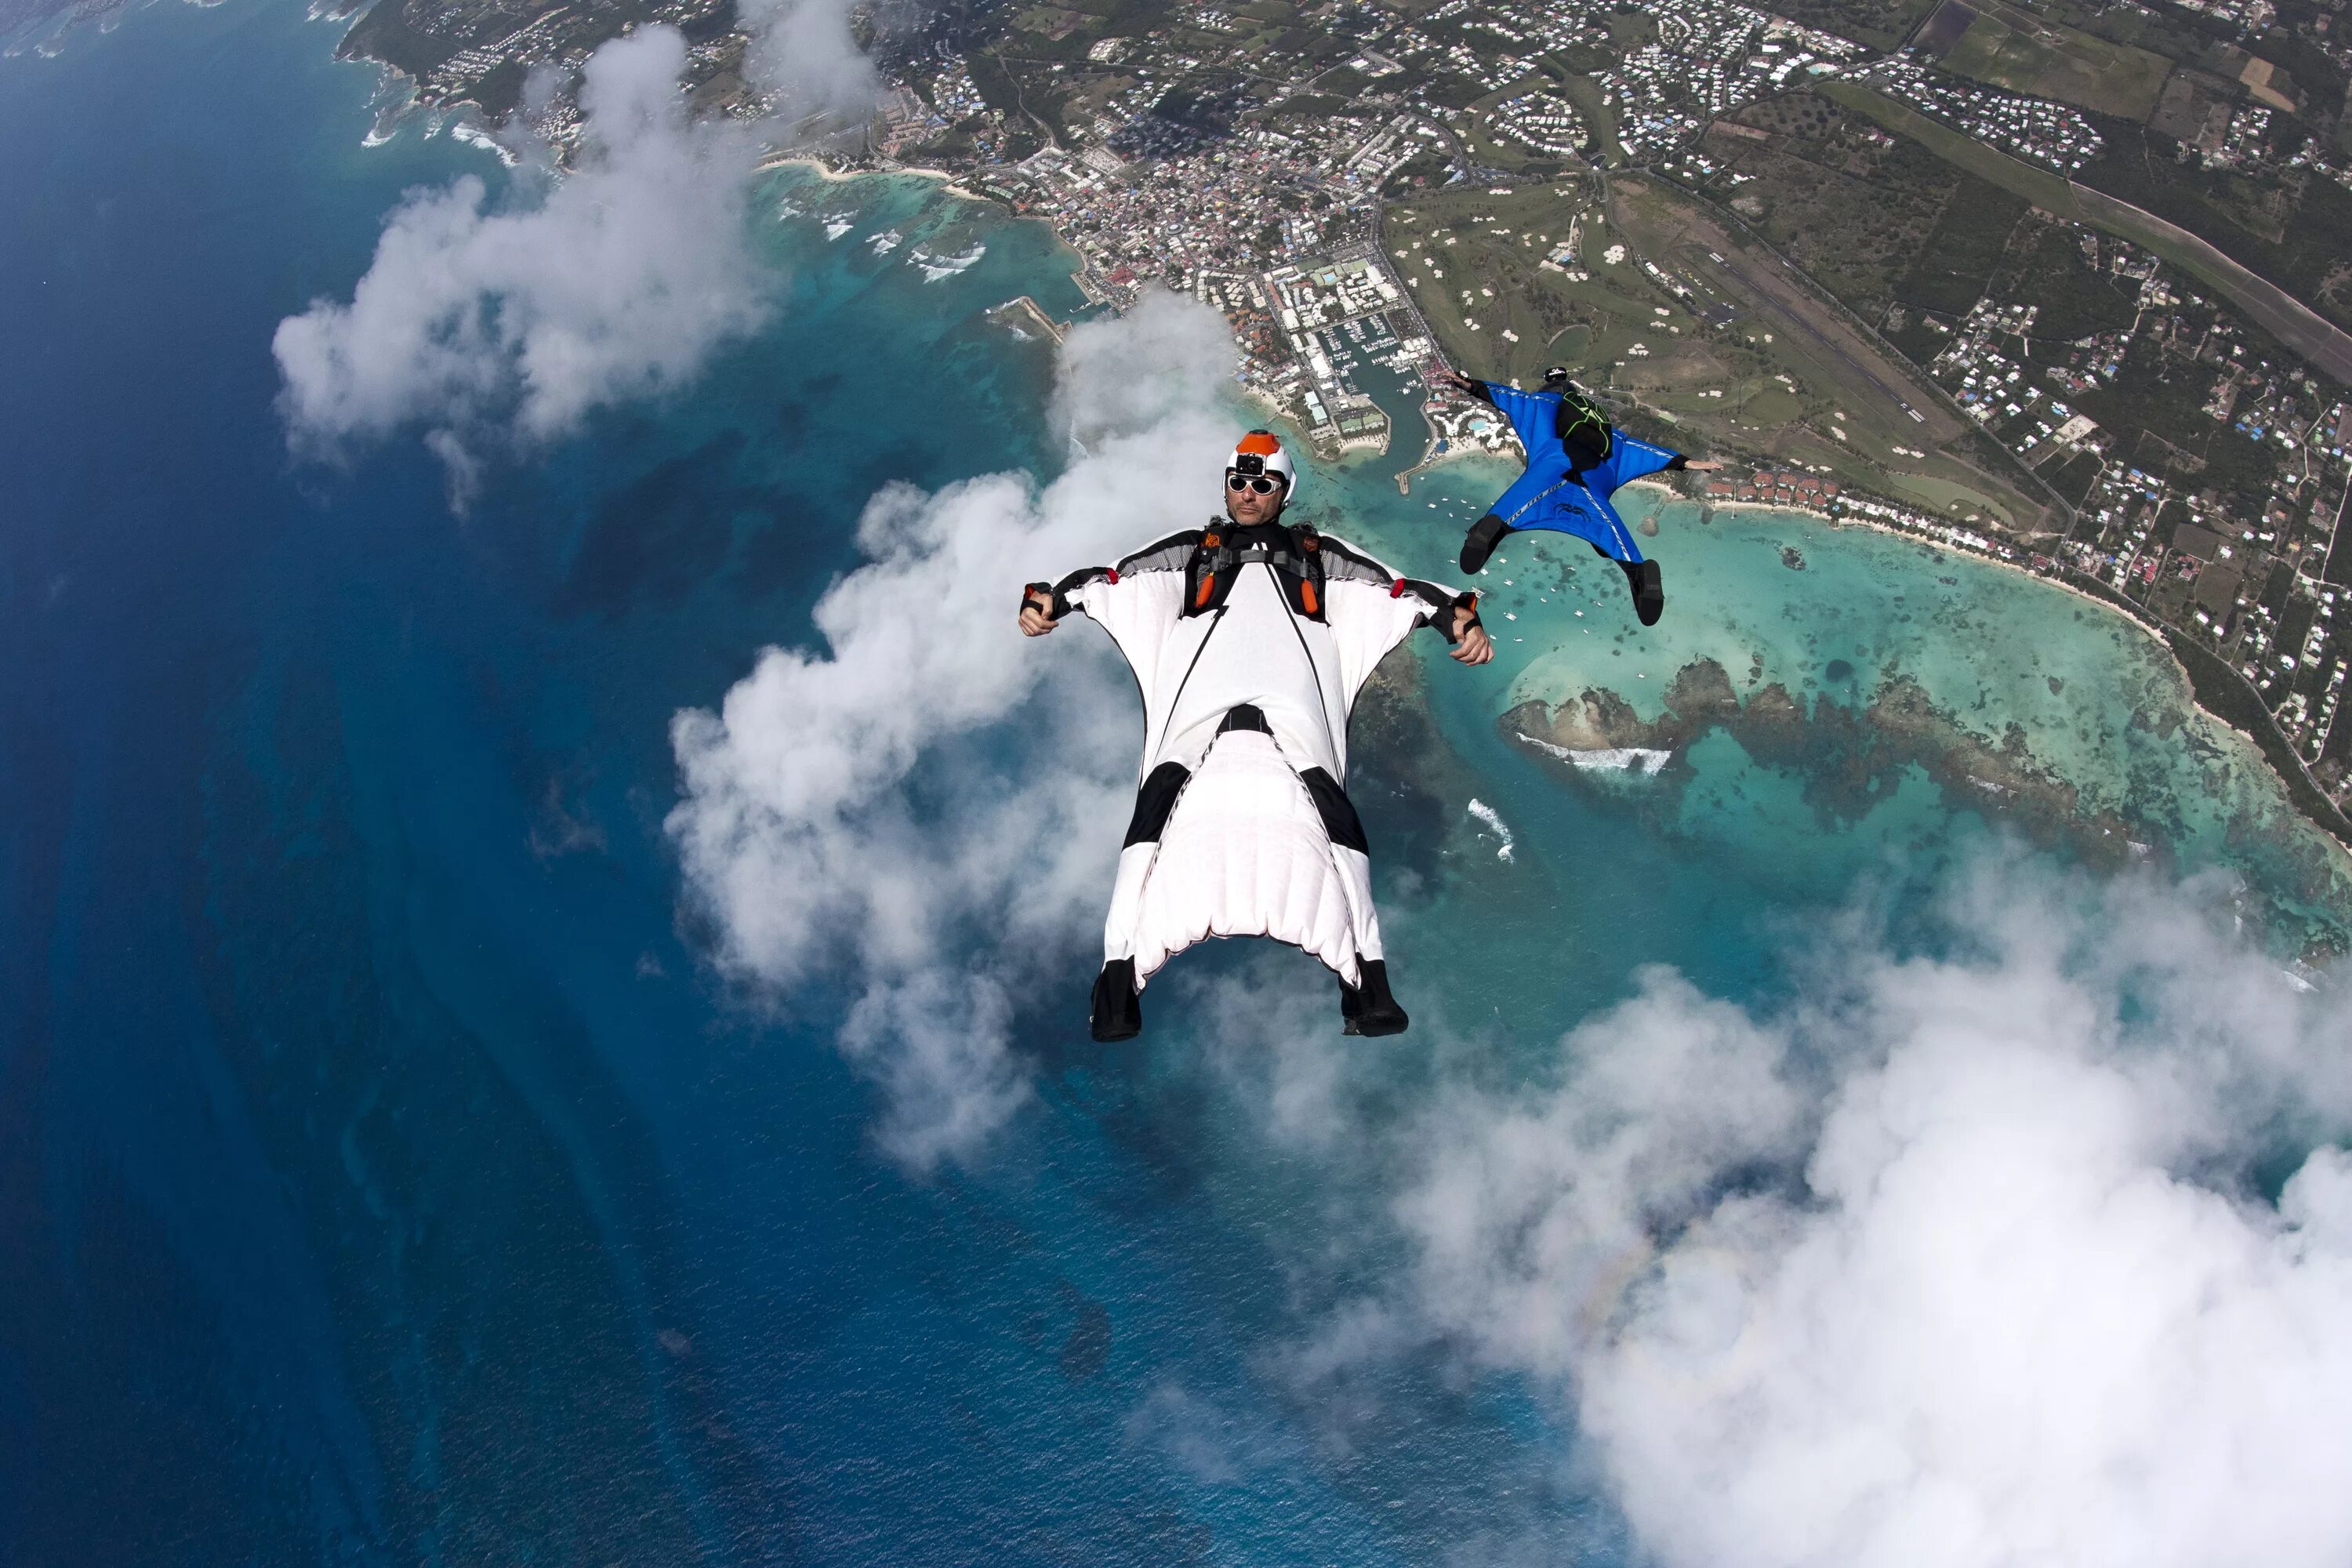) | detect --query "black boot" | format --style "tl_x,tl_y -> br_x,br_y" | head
1460,514 -> 1510,575
1339,960 -> 1410,1036
1091,960 -> 1142,1042
1621,558 -> 1664,626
